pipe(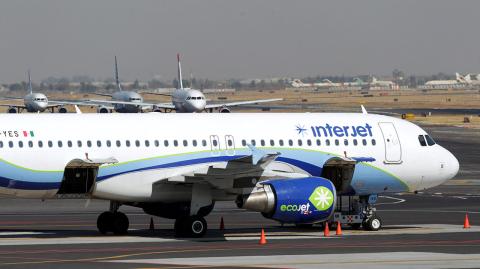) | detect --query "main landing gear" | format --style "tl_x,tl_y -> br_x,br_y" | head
174,215 -> 207,238
97,201 -> 129,235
